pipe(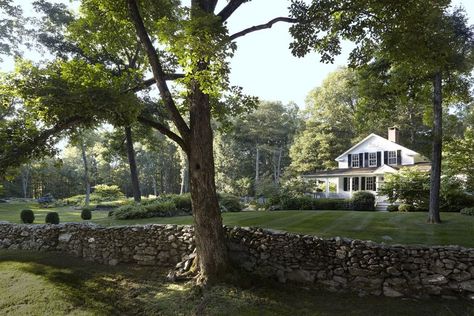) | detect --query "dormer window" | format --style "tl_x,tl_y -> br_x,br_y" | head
368,152 -> 377,167
388,151 -> 397,165
351,154 -> 359,168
